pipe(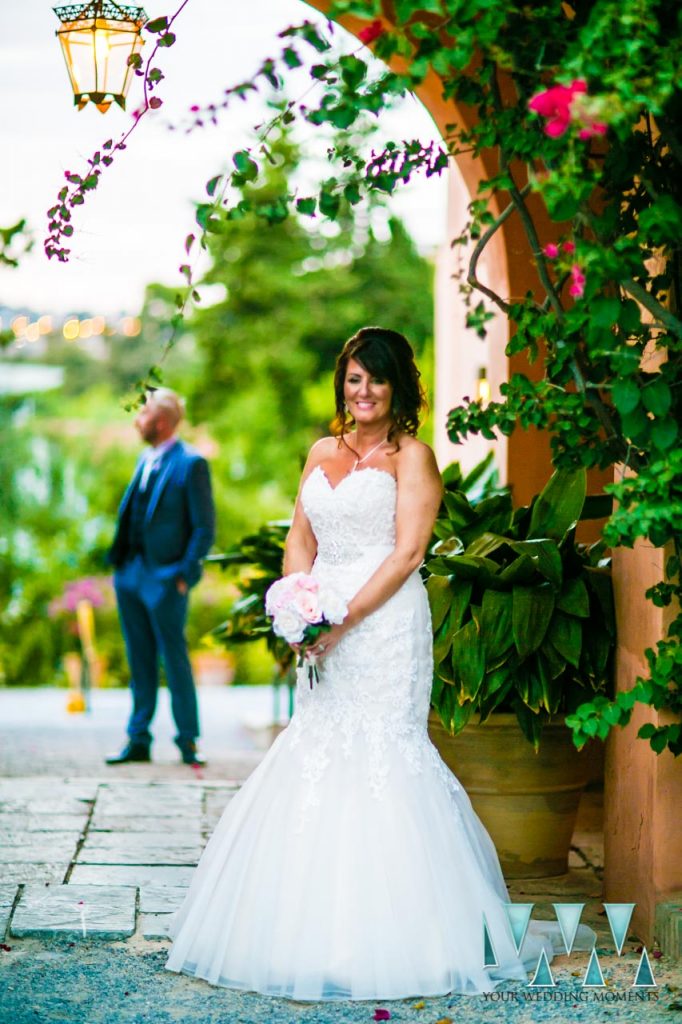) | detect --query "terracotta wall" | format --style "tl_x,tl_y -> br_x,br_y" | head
605,537 -> 682,943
